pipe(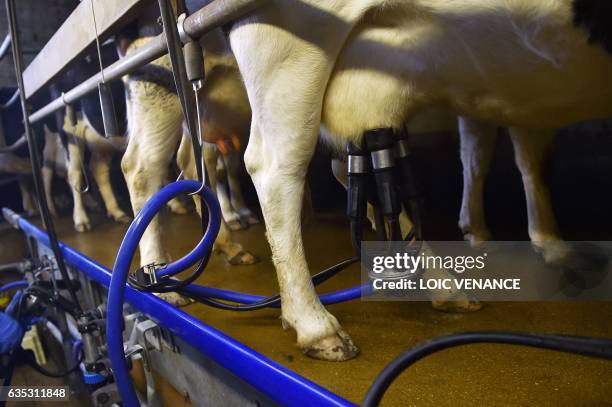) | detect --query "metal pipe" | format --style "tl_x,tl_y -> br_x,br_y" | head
0,261 -> 27,273
0,33 -> 11,61
5,0 -> 83,314
30,35 -> 166,123
183,0 -> 266,38
158,0 -> 207,223
14,212 -> 354,407
0,135 -> 26,152
0,89 -> 19,109
29,0 -> 267,125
